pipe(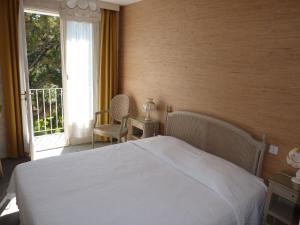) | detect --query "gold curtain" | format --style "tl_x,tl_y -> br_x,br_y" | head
0,0 -> 25,157
98,9 -> 118,125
